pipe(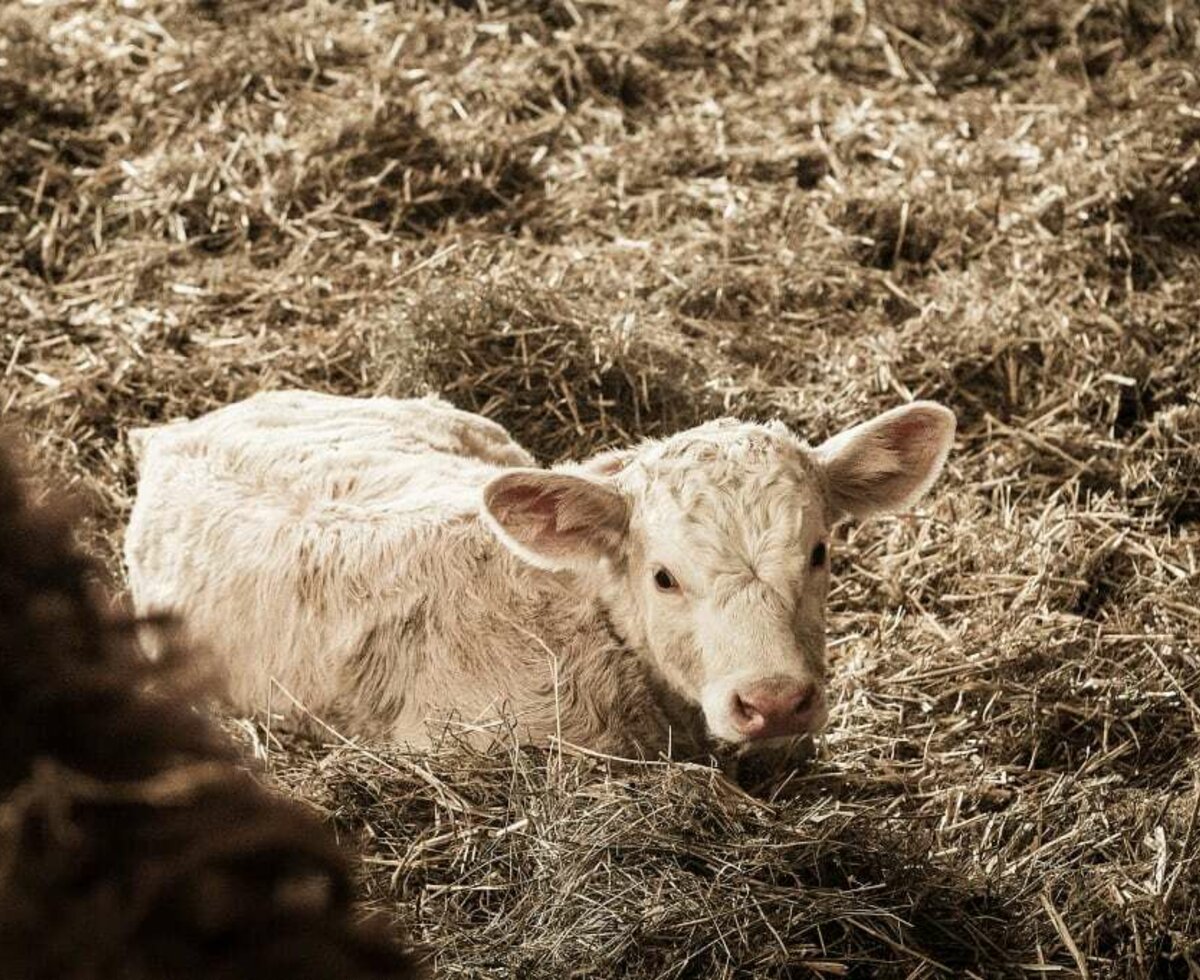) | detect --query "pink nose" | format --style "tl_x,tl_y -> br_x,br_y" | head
730,677 -> 819,740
